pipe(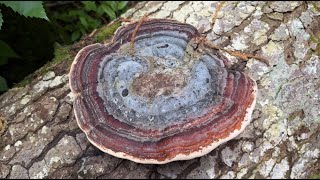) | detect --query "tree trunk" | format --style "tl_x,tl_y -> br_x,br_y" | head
1,1 -> 320,179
